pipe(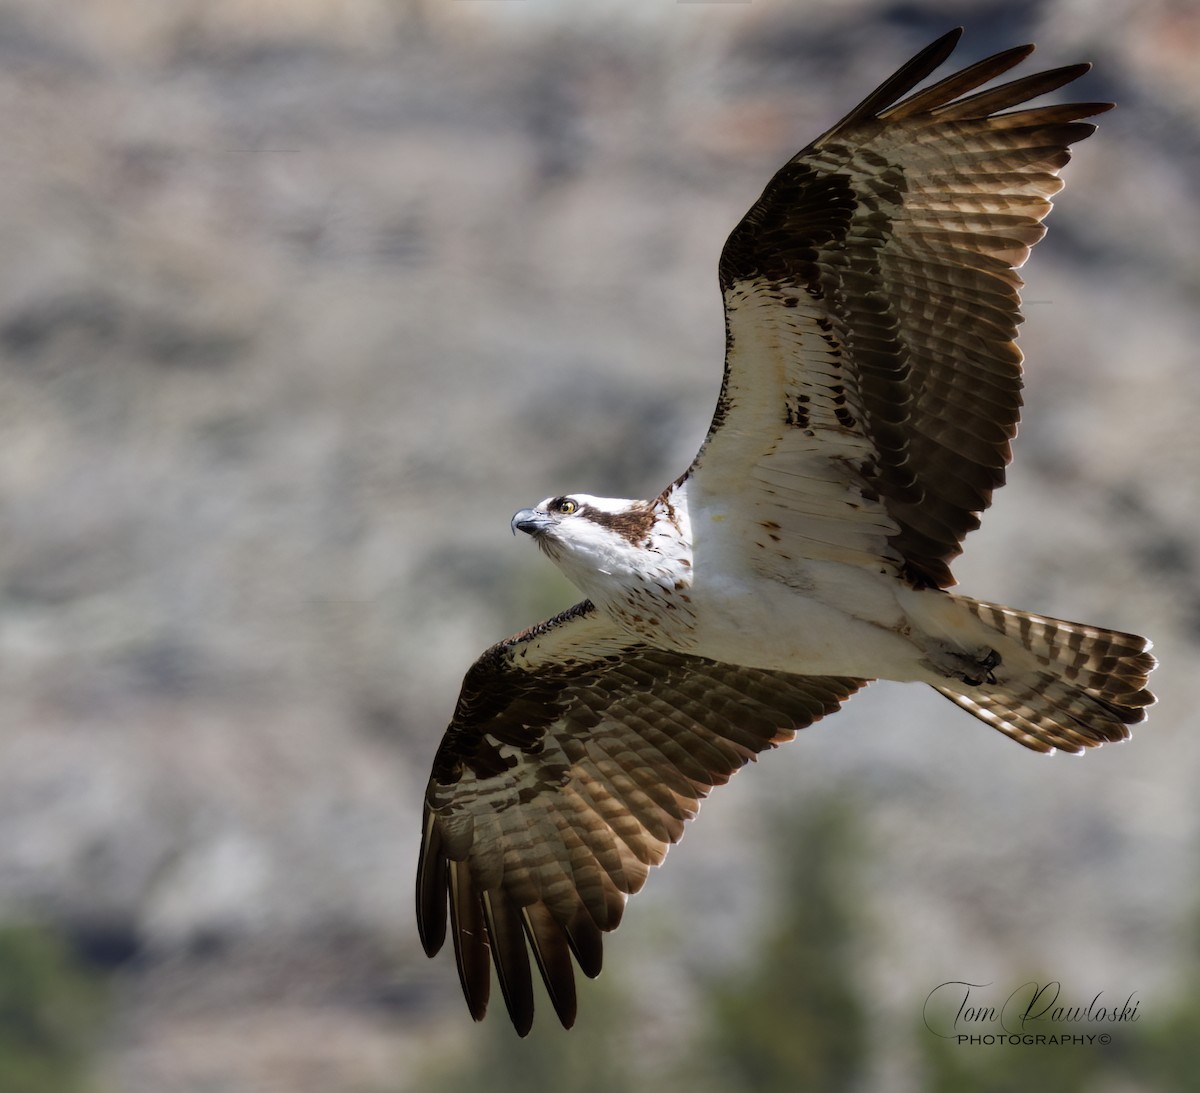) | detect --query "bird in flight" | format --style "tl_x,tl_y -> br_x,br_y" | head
416,28 -> 1156,1035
